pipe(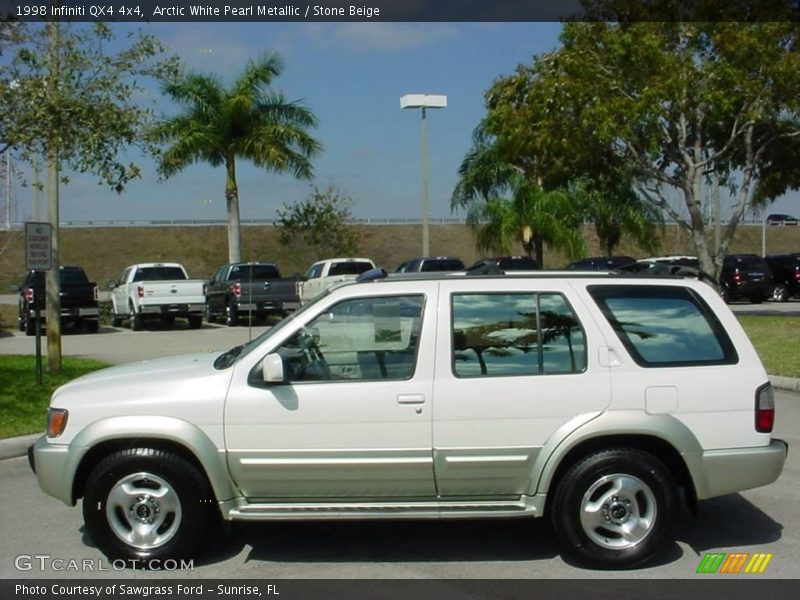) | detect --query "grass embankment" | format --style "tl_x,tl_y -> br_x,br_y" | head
0,356 -> 110,438
737,315 -> 800,379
